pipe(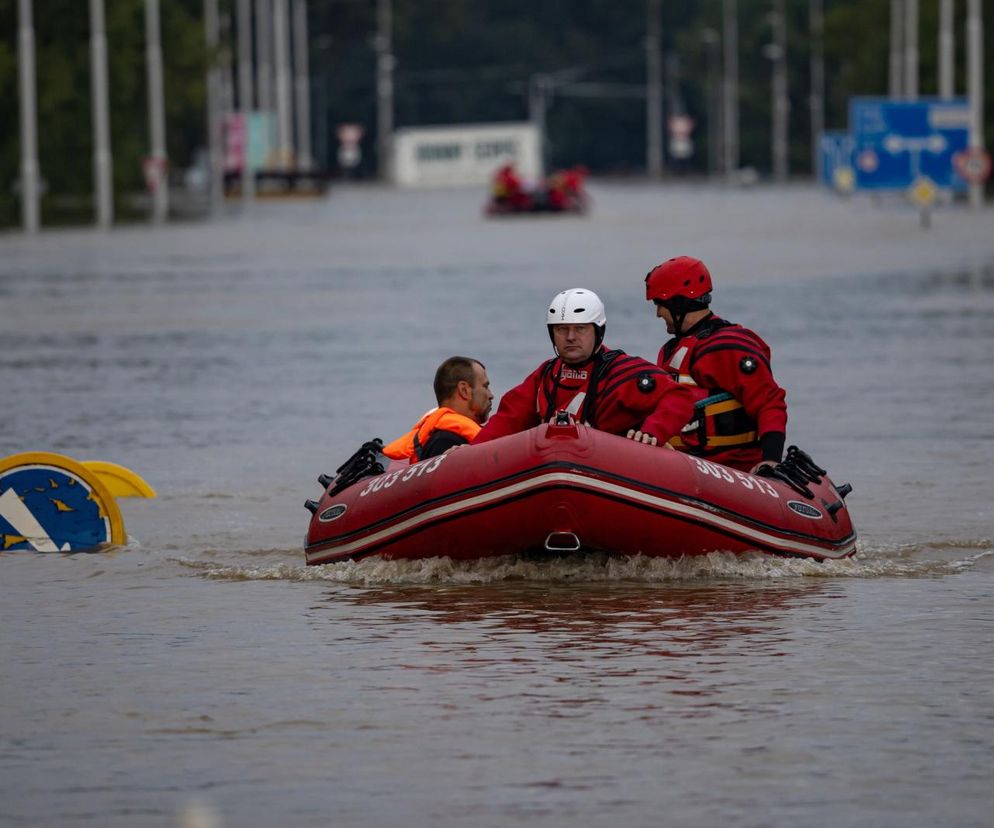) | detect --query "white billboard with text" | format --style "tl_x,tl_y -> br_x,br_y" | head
393,122 -> 542,188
